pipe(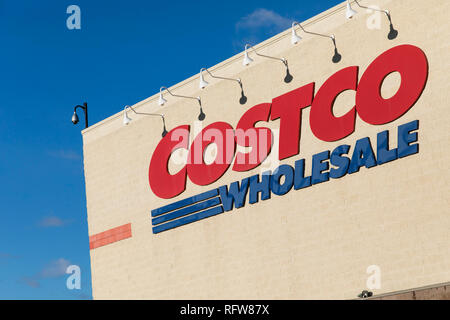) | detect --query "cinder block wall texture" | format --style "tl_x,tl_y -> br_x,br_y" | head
82,0 -> 450,299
